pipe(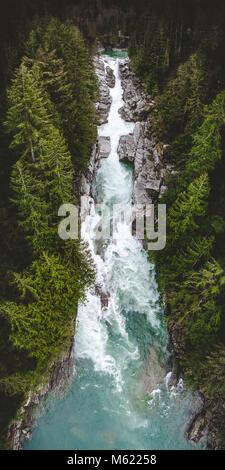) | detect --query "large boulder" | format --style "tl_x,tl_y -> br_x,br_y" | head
145,179 -> 161,197
118,59 -> 155,122
118,120 -> 165,205
117,134 -> 136,163
106,66 -> 115,88
97,136 -> 111,159
93,55 -> 112,124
